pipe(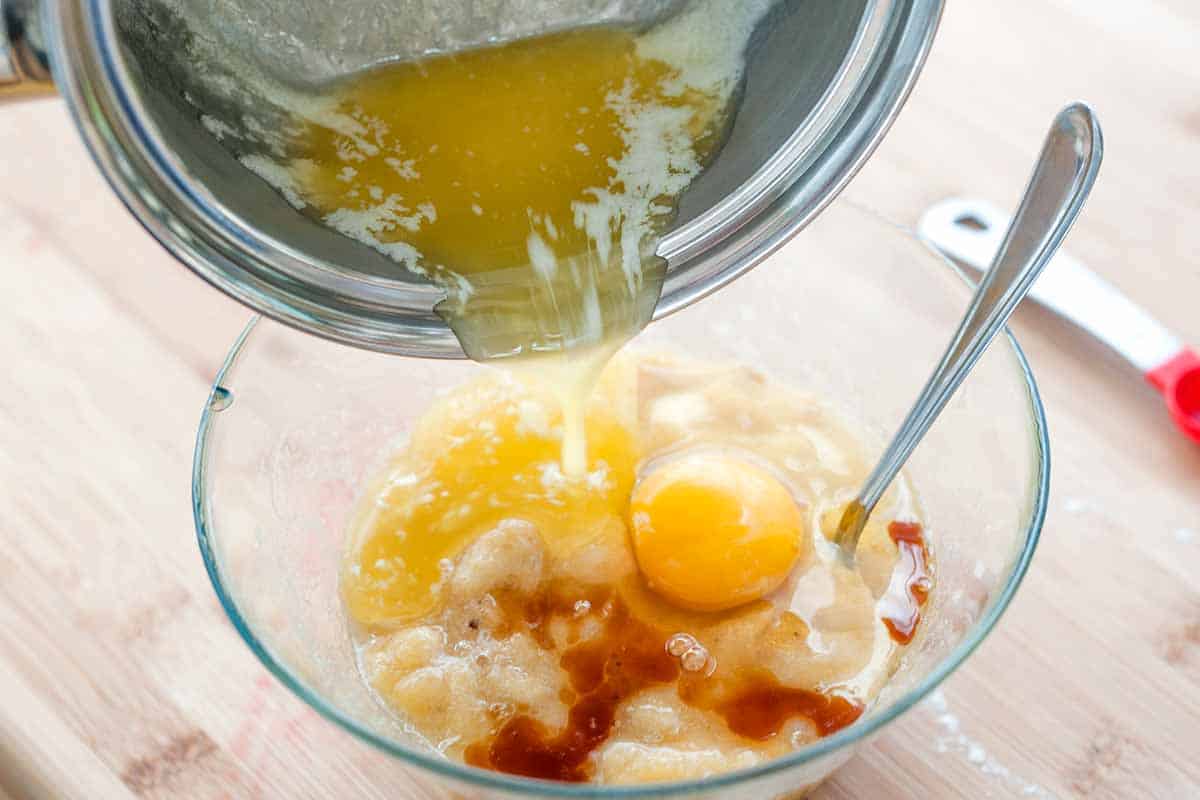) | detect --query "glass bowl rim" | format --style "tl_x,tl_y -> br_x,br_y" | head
192,243 -> 1050,797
